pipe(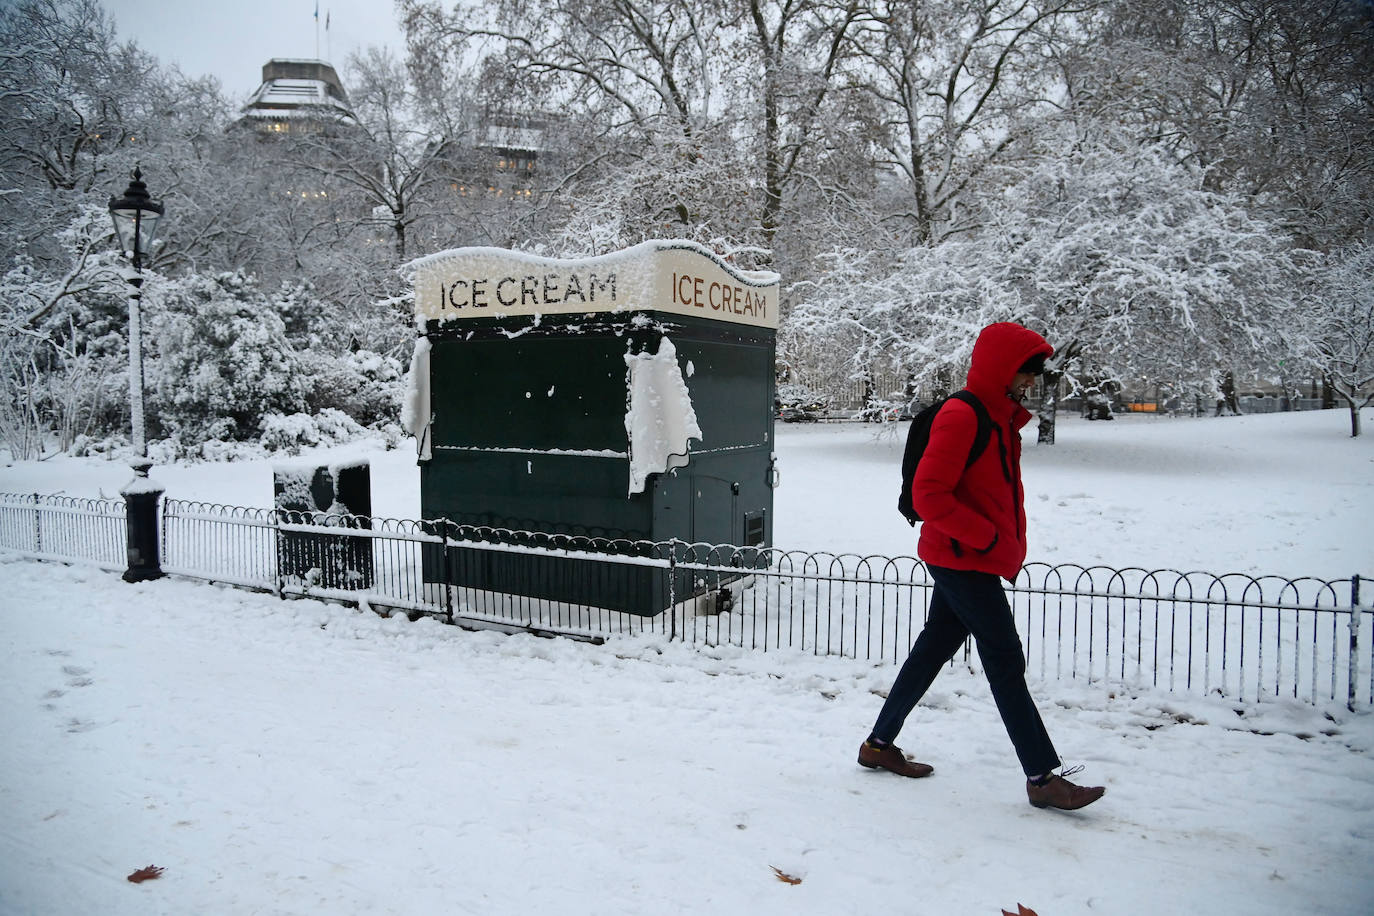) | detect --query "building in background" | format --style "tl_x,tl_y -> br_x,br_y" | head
439,111 -> 551,203
237,59 -> 357,135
